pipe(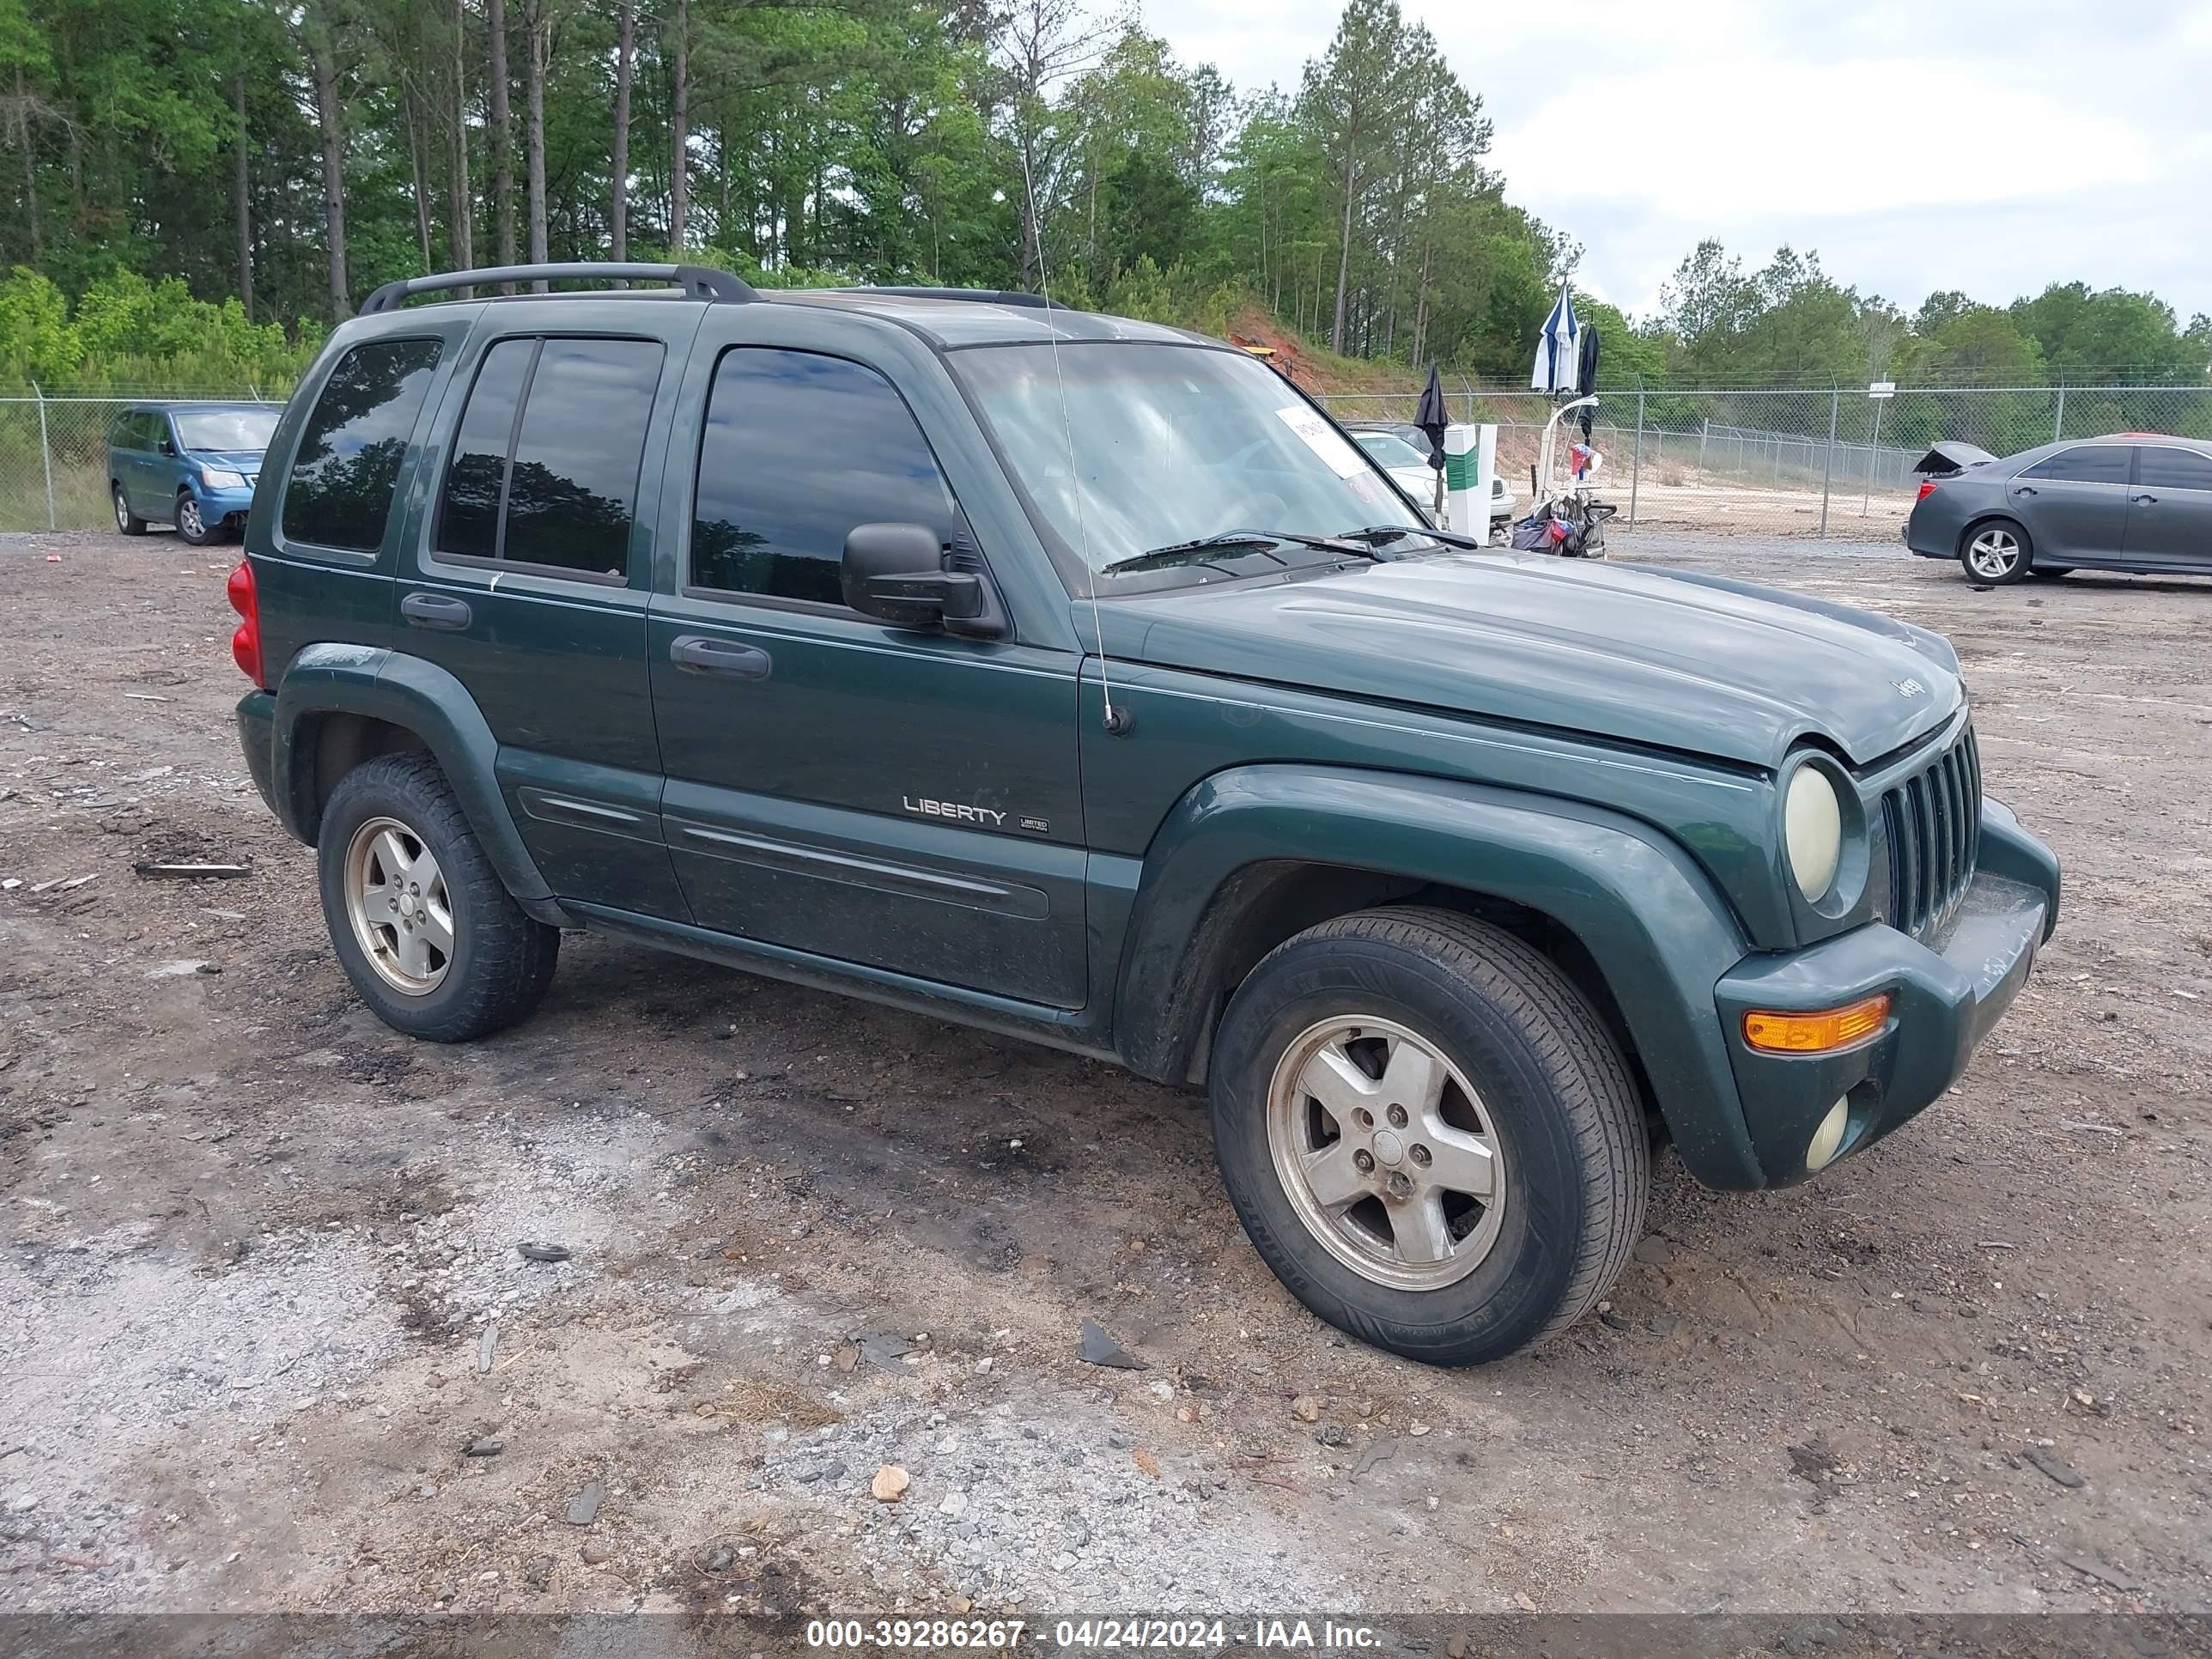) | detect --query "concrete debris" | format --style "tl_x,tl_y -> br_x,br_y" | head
564,1481 -> 605,1526
1076,1318 -> 1146,1370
